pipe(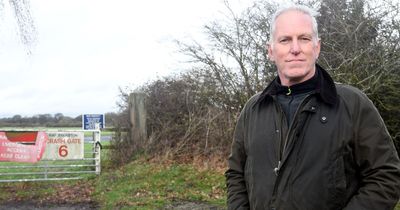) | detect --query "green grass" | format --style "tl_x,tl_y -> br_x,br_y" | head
93,160 -> 226,209
0,157 -> 226,209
